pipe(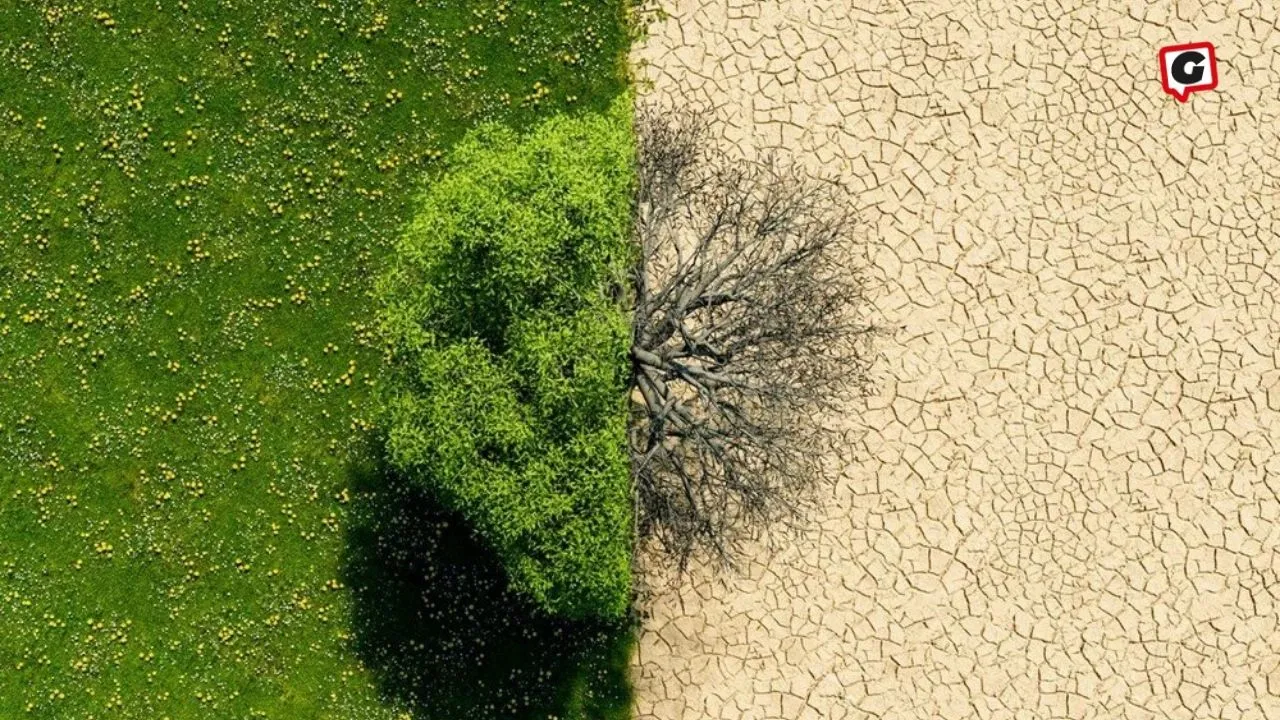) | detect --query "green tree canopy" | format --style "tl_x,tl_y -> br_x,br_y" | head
378,99 -> 635,619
